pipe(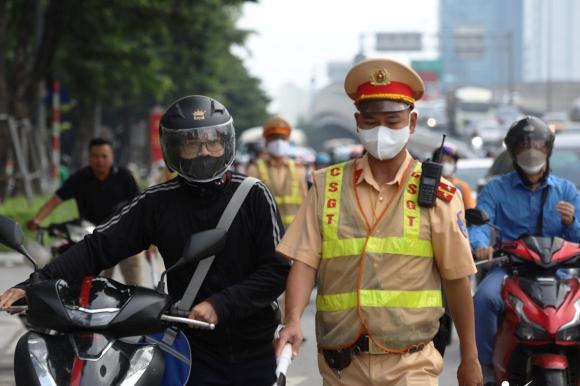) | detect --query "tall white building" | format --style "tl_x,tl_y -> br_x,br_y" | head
524,0 -> 580,81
